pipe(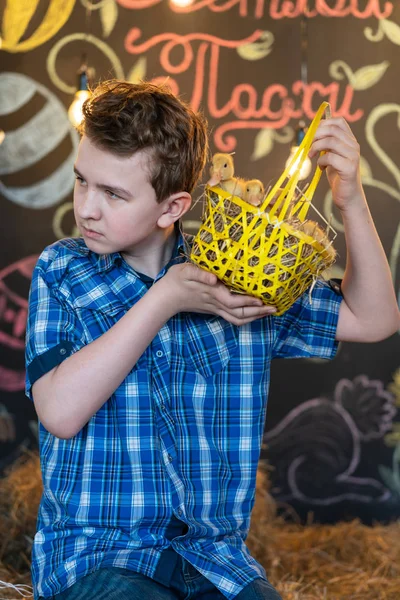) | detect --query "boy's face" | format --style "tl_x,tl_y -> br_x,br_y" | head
73,136 -> 171,256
